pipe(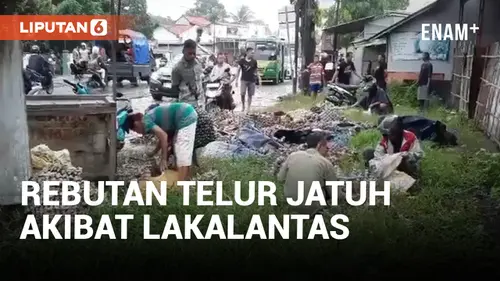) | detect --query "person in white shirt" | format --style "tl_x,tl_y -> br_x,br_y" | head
209,53 -> 231,83
78,42 -> 89,63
